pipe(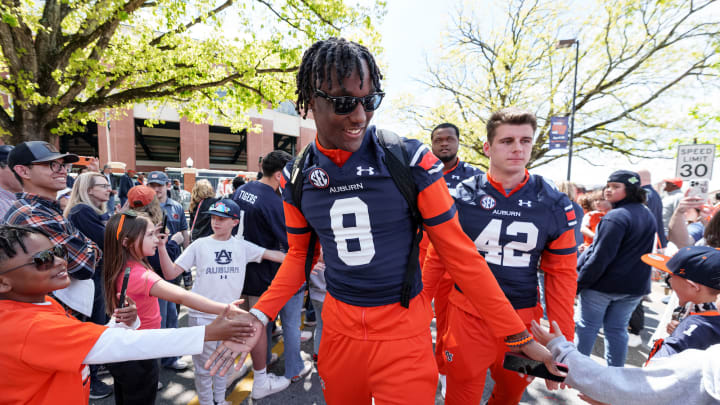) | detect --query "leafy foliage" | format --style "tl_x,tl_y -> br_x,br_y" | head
0,0 -> 385,142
